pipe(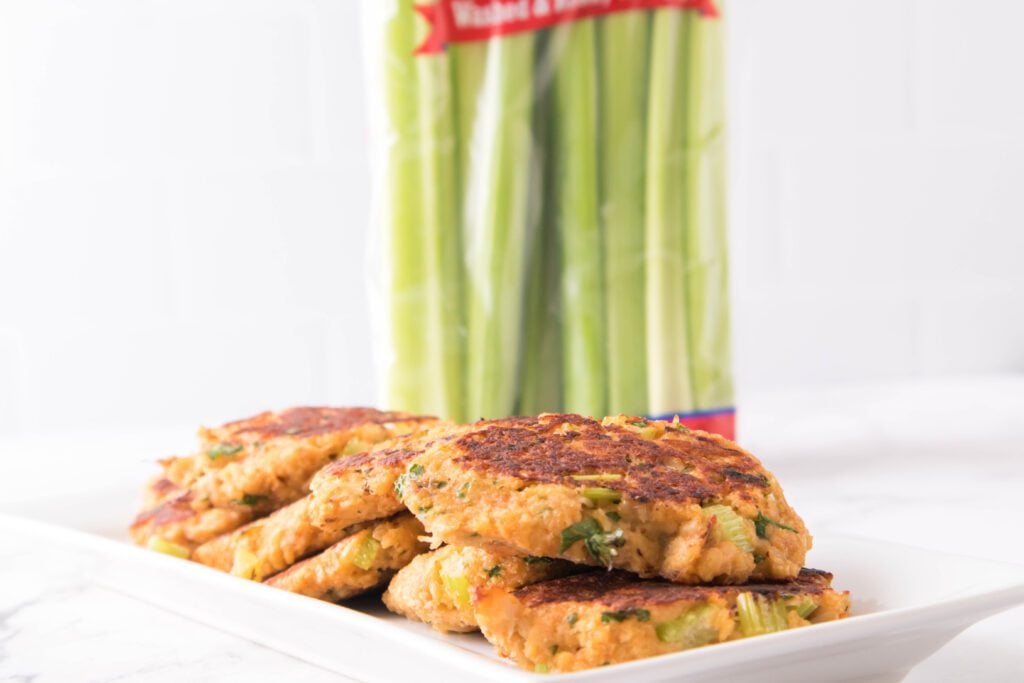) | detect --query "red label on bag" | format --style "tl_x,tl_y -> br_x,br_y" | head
649,409 -> 735,440
416,0 -> 718,54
